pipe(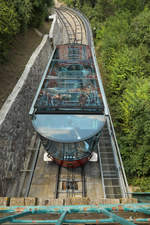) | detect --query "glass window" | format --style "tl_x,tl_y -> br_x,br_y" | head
32,114 -> 105,143
40,135 -> 100,161
34,44 -> 103,114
